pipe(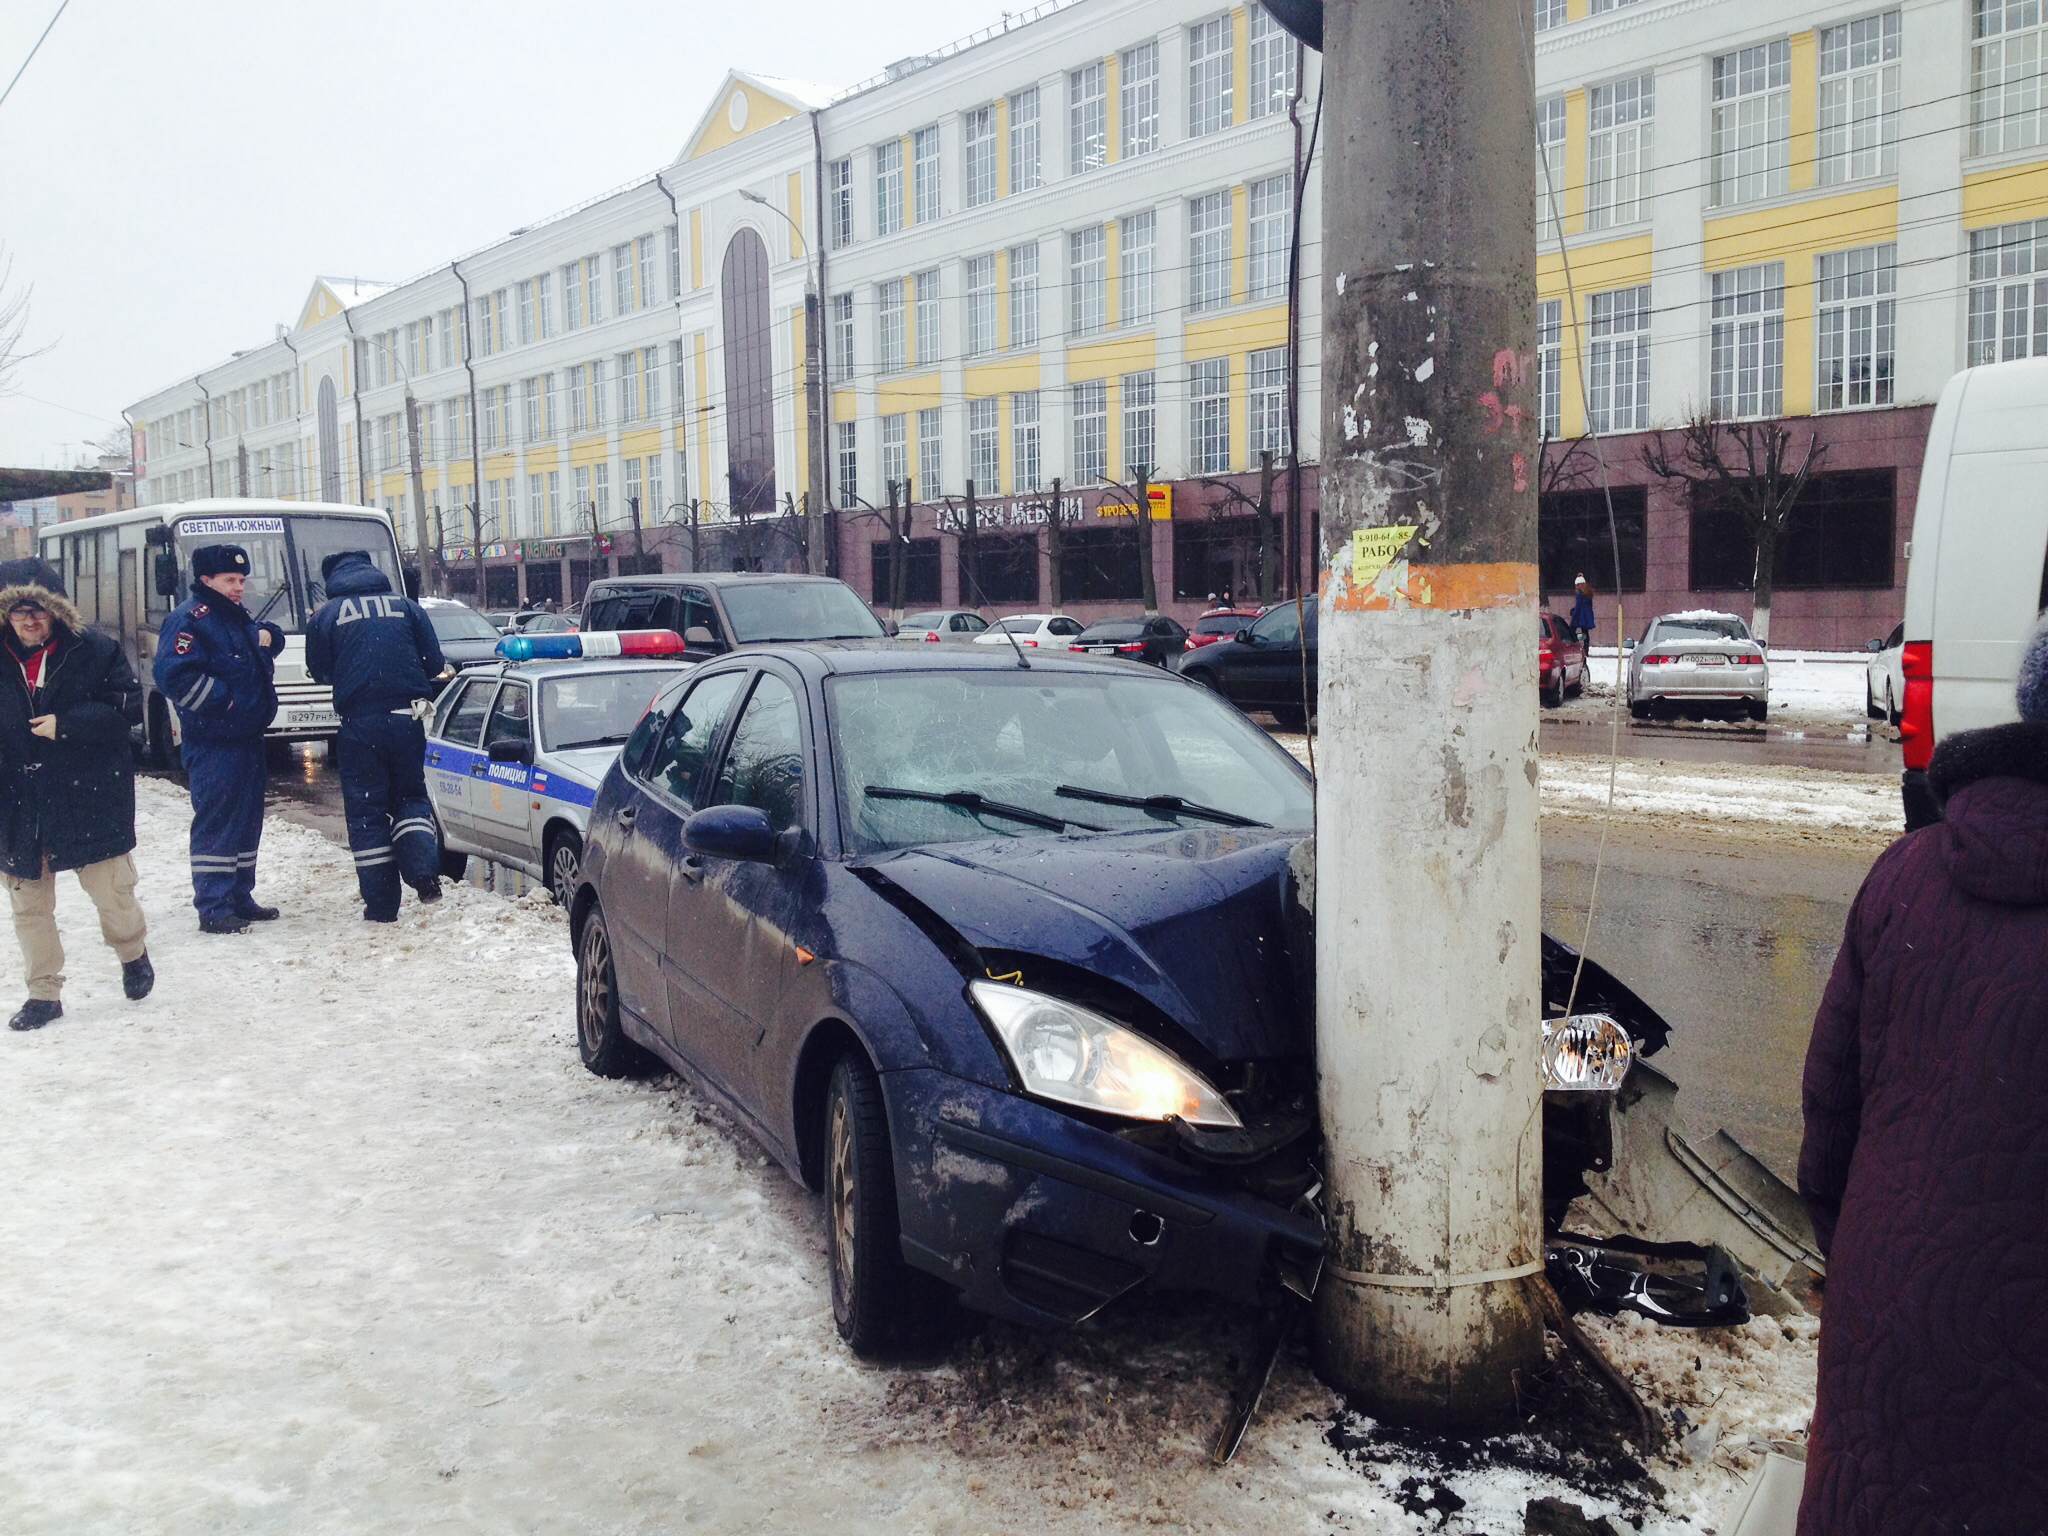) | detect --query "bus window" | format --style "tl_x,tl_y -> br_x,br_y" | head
96,530 -> 119,632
